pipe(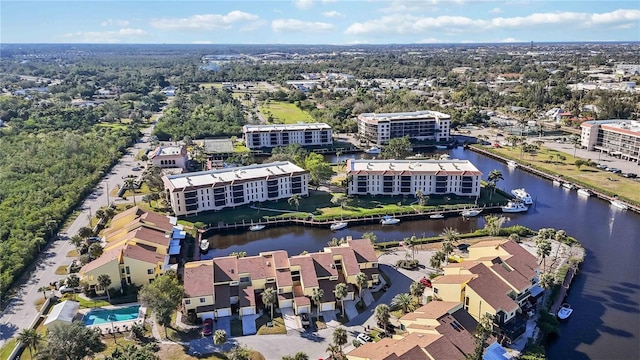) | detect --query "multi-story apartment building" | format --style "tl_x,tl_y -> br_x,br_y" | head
182,238 -> 379,320
580,119 -> 640,164
242,123 -> 333,149
431,239 -> 541,342
346,159 -> 482,197
357,110 -> 451,145
162,161 -> 309,216
79,207 -> 184,293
